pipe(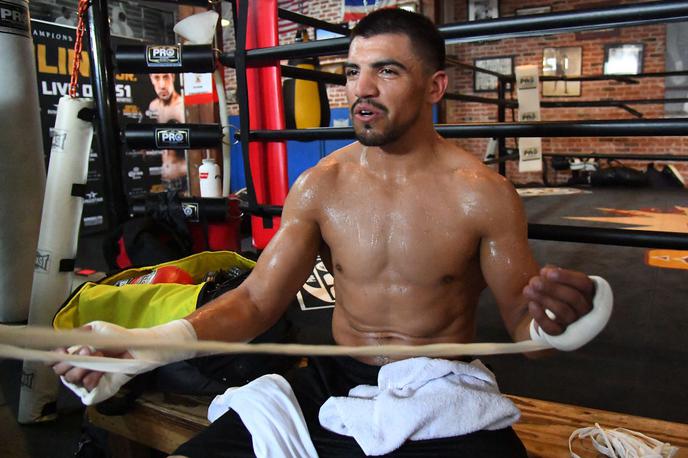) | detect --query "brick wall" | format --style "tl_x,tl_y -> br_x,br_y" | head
445,0 -> 688,184
221,0 -> 687,184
